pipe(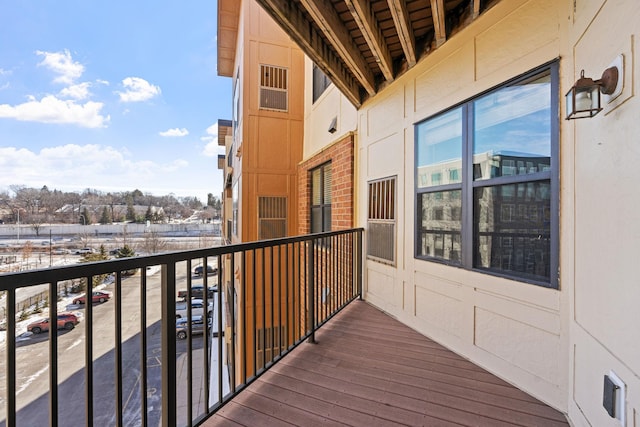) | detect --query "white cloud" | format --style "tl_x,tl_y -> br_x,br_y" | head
159,128 -> 189,137
0,68 -> 11,76
36,50 -> 84,85
0,83 -> 9,91
117,77 -> 161,102
201,123 -> 220,157
0,144 -> 189,192
0,95 -> 109,128
59,82 -> 92,100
